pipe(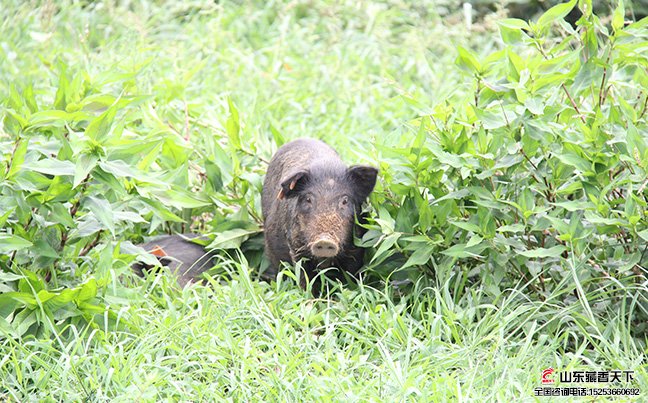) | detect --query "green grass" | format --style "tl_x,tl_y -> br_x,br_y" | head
2,0 -> 464,156
1,0 -> 647,401
2,260 -> 645,400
